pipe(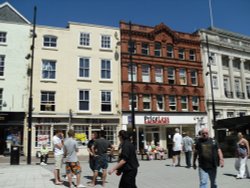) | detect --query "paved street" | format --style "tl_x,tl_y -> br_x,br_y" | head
0,156 -> 249,188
